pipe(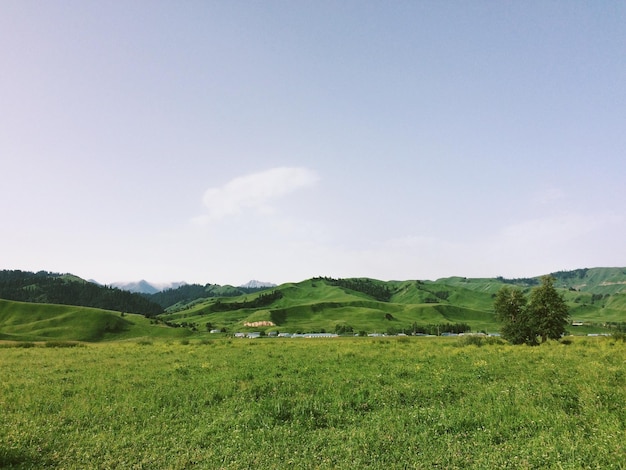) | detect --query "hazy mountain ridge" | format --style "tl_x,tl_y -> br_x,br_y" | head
109,279 -> 275,294
239,280 -> 277,289
111,280 -> 187,294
